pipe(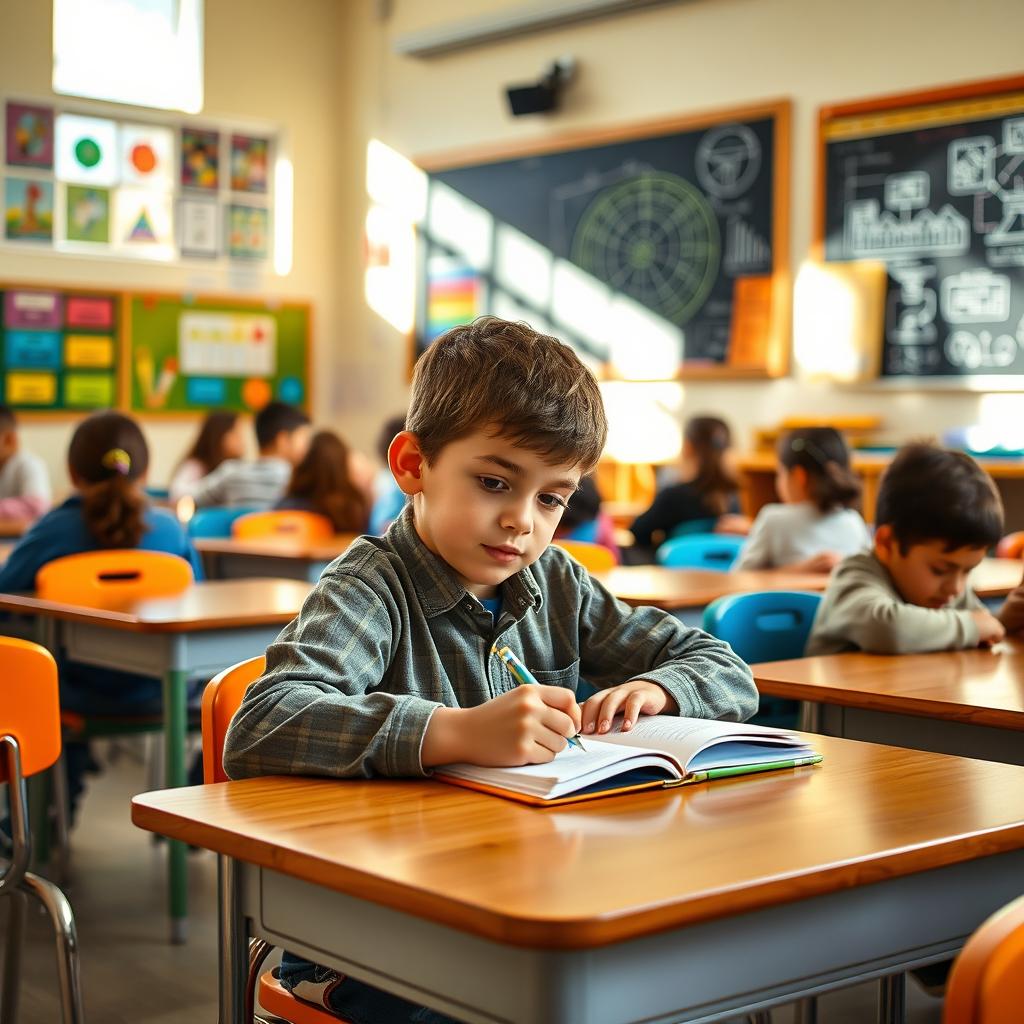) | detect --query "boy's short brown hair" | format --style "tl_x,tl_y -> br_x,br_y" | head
408,317 -> 607,470
875,443 -> 1004,553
